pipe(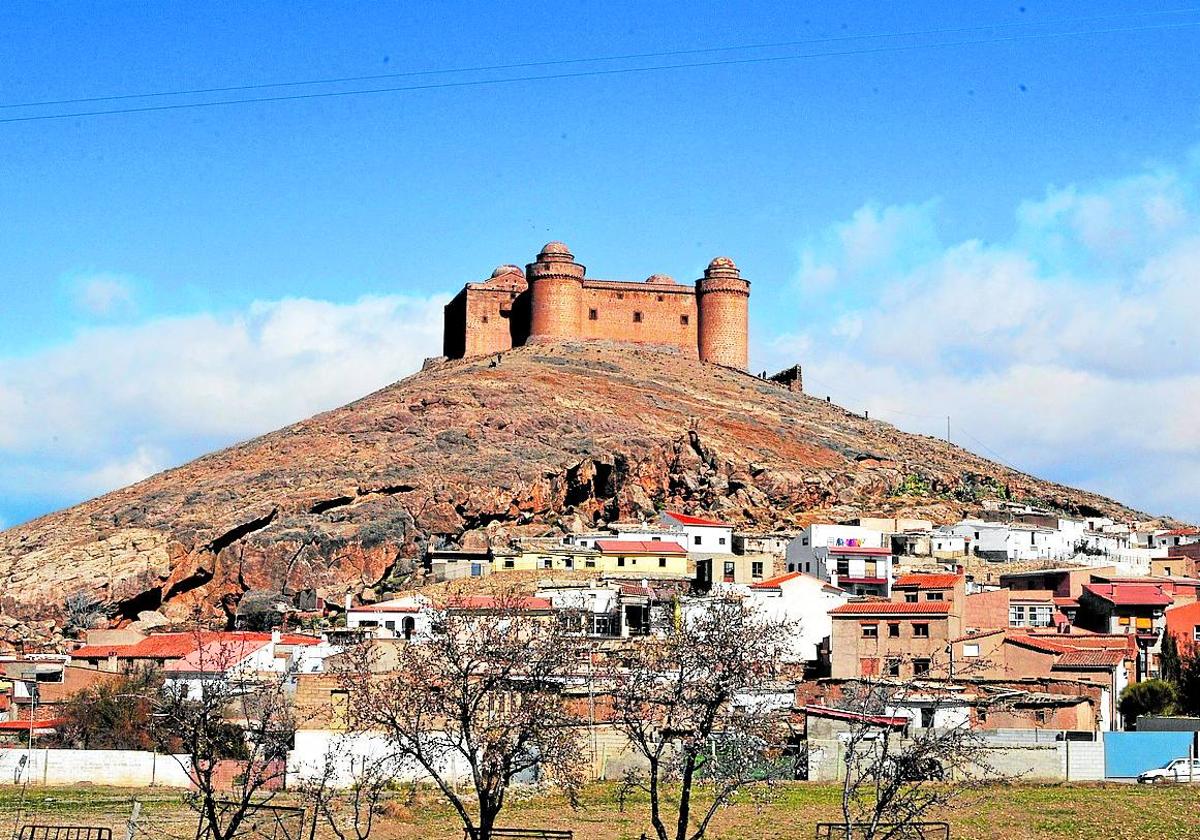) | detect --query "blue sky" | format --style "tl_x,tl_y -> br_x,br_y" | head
3,1 -> 1200,528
